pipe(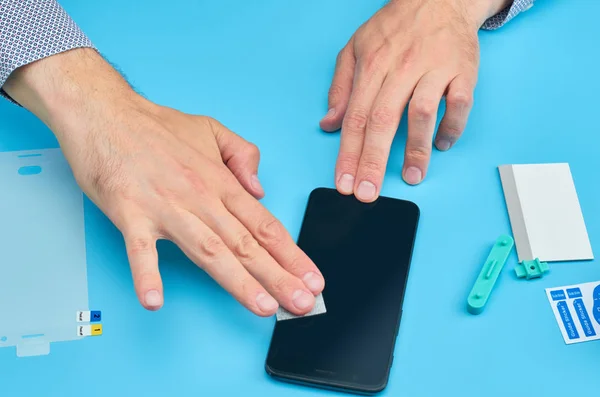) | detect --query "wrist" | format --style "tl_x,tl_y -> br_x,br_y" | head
3,48 -> 139,140
463,0 -> 513,28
